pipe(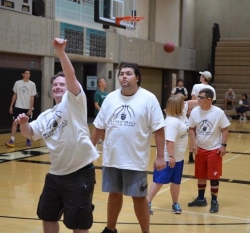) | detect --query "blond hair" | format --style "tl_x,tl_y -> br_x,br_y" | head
165,94 -> 184,117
